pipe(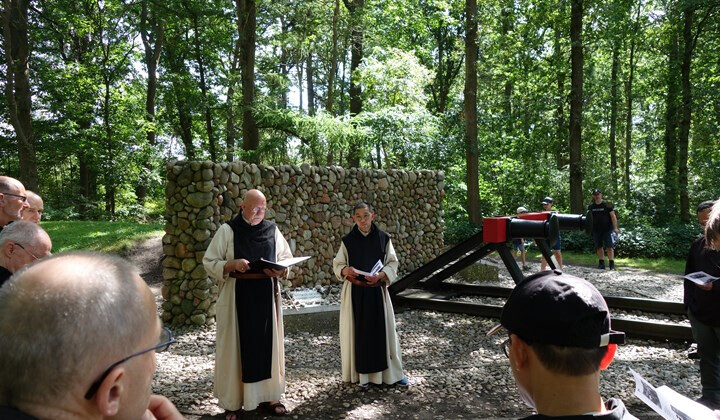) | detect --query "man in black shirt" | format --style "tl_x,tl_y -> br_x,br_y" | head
588,190 -> 620,270
686,200 -> 720,410
489,270 -> 634,419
